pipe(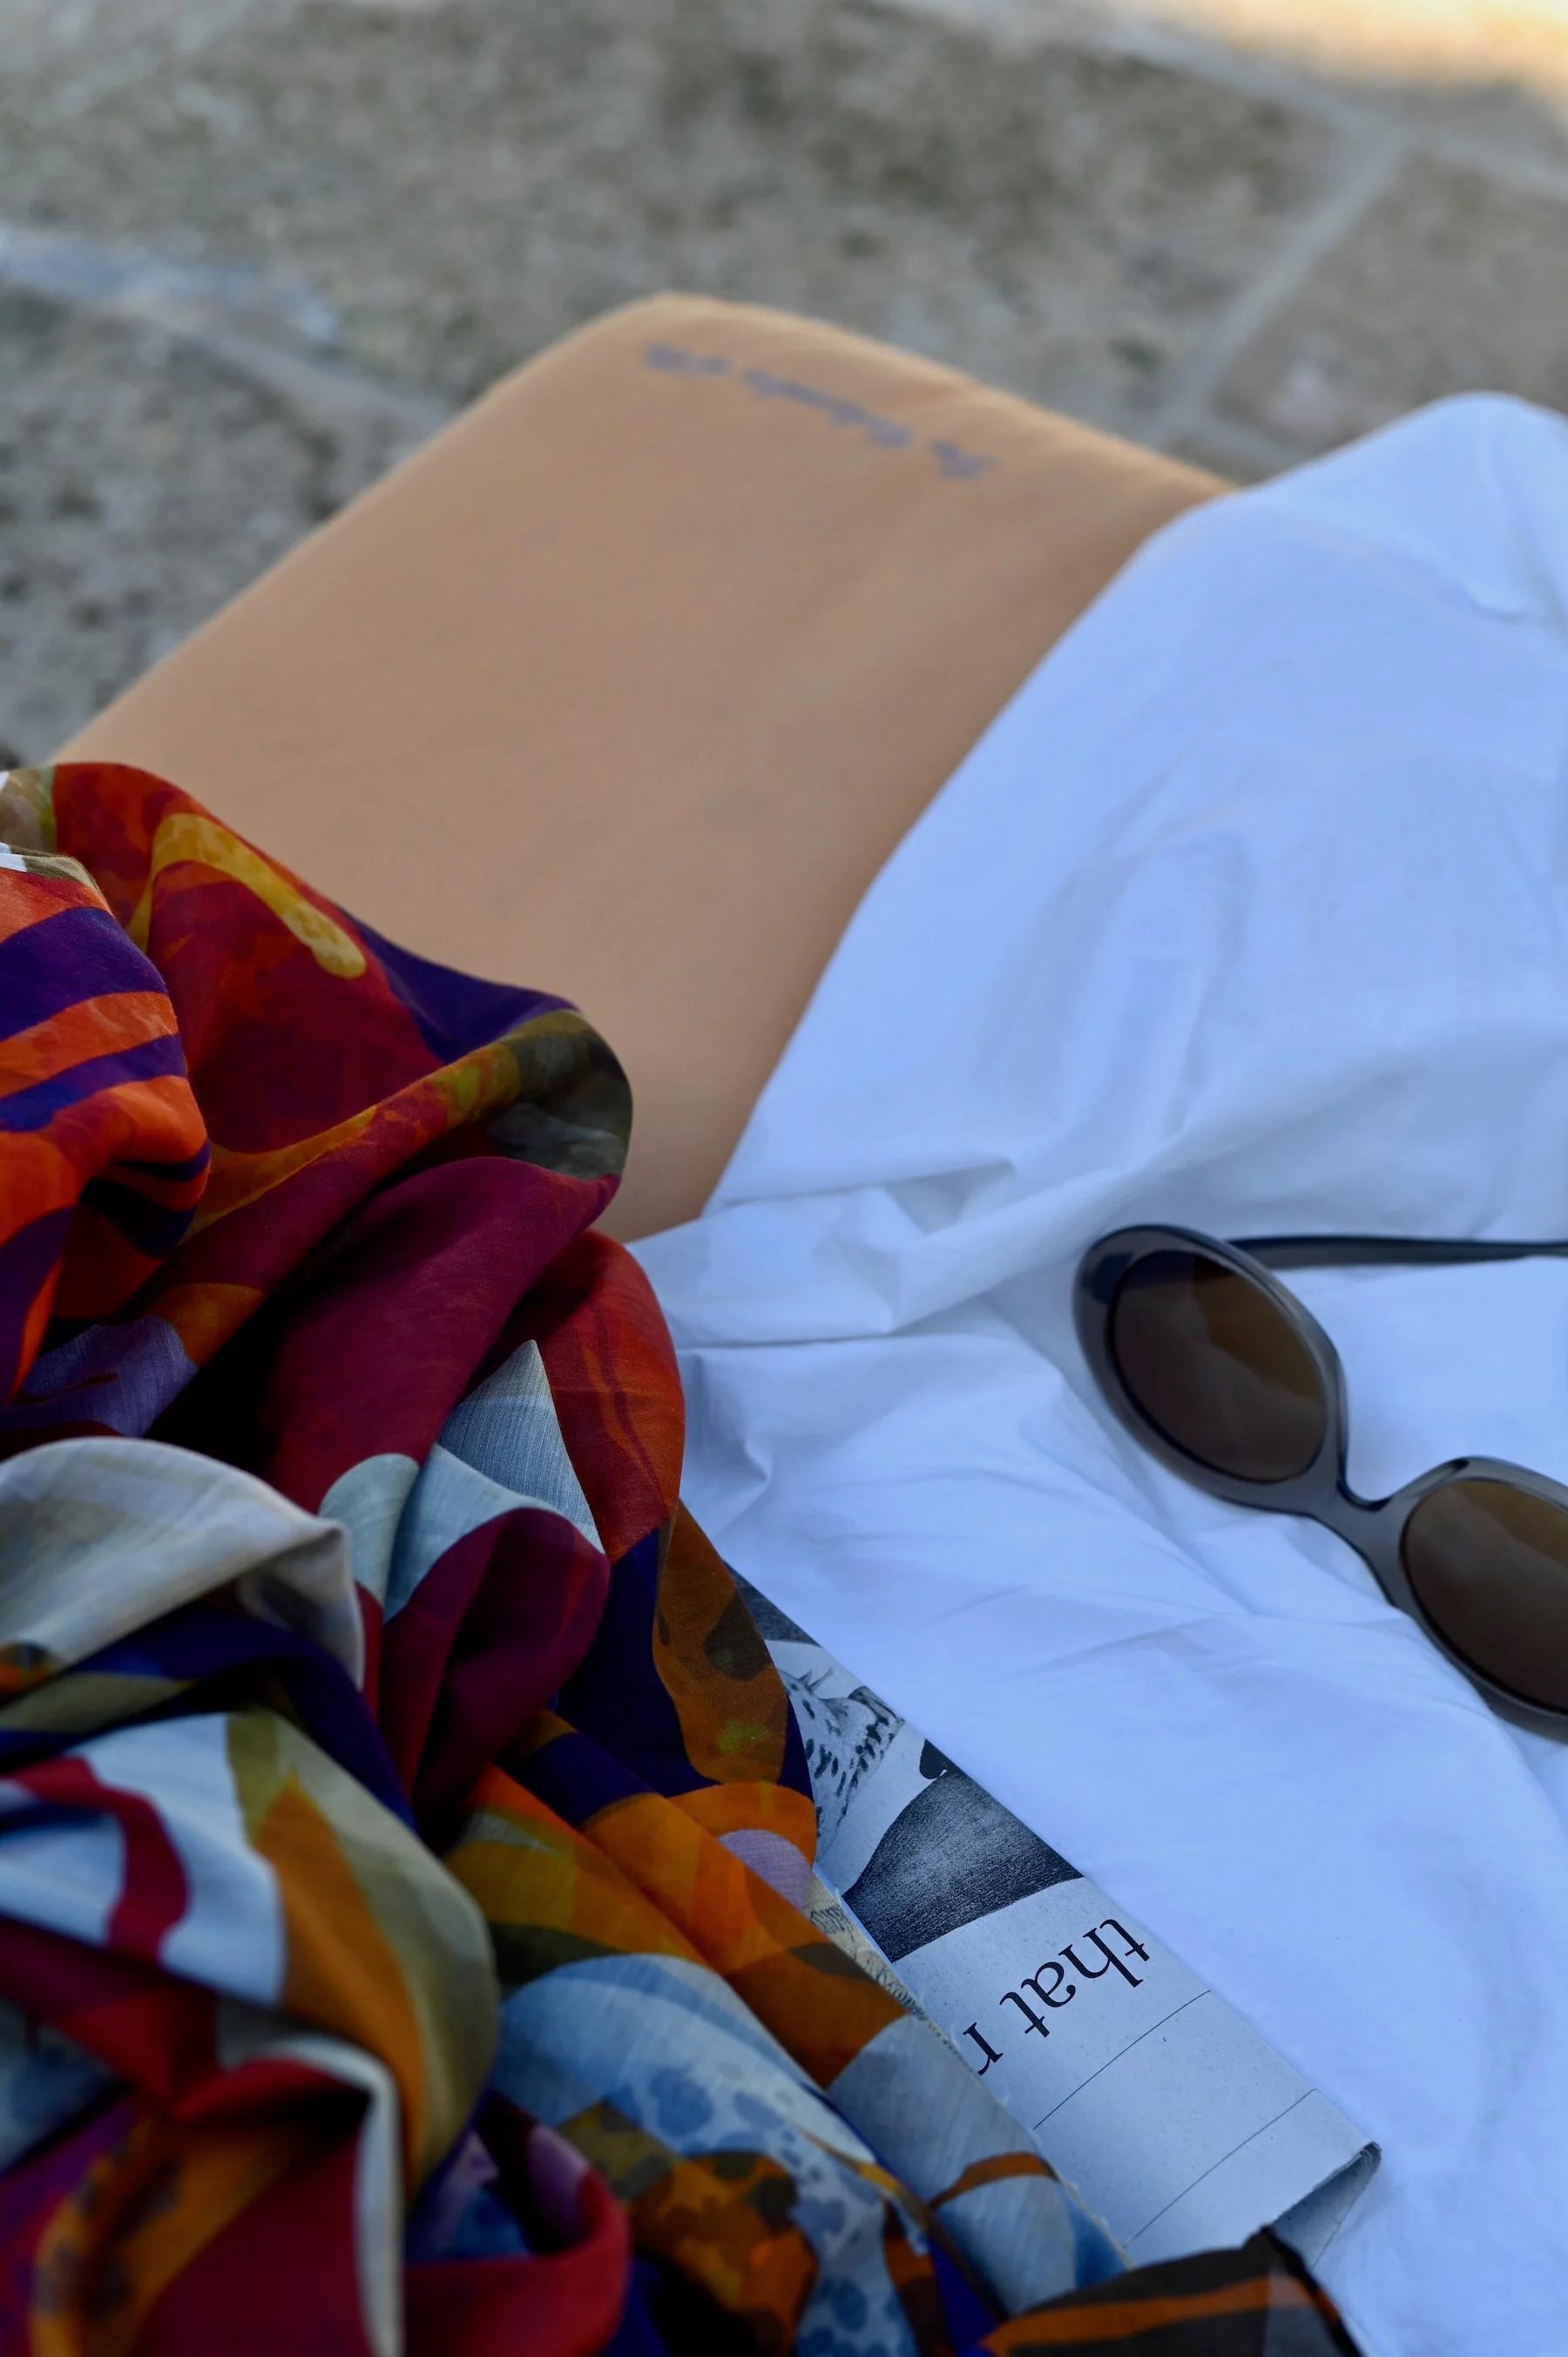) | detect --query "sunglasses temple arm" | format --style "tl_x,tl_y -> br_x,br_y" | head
1235,1233 -> 1568,1271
